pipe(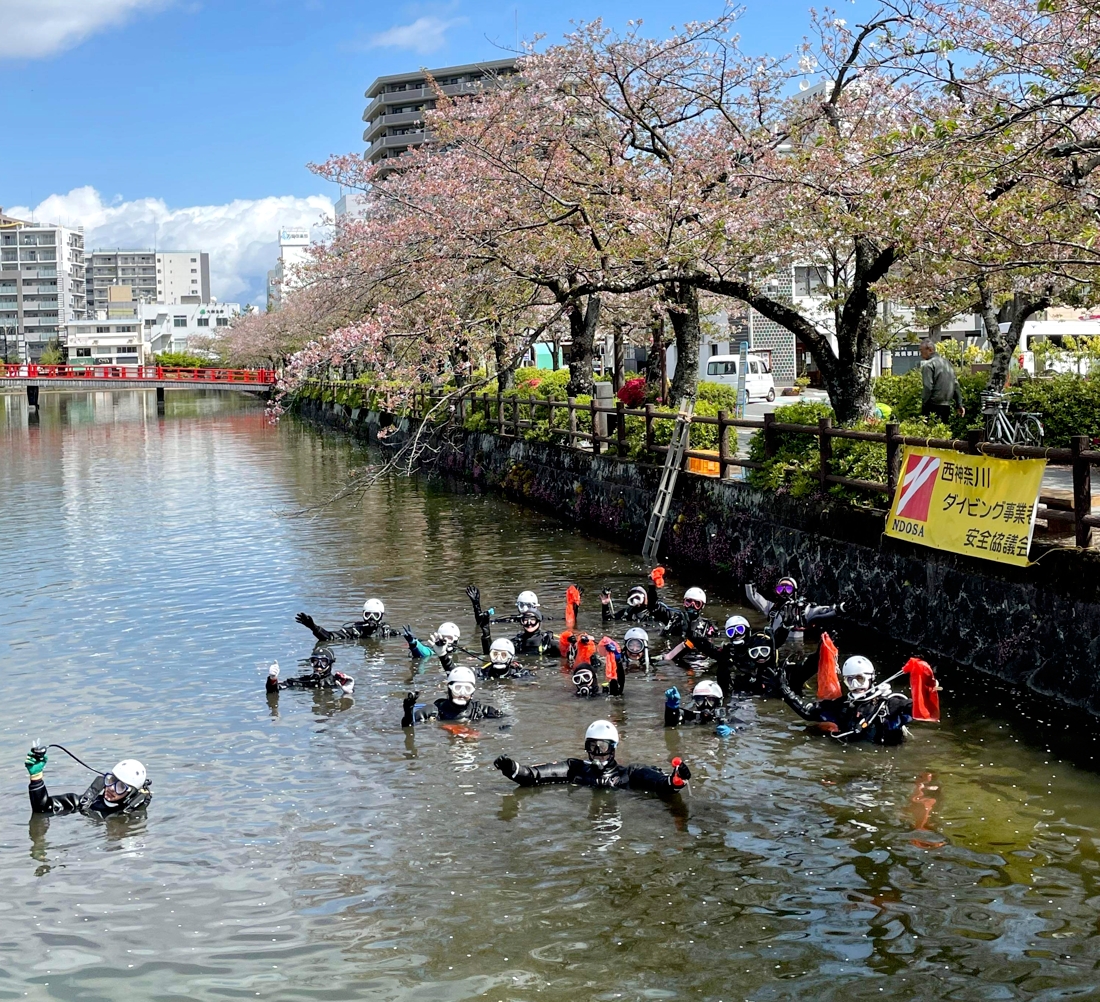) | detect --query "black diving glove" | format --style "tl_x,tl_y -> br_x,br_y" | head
493,755 -> 520,779
295,612 -> 316,629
